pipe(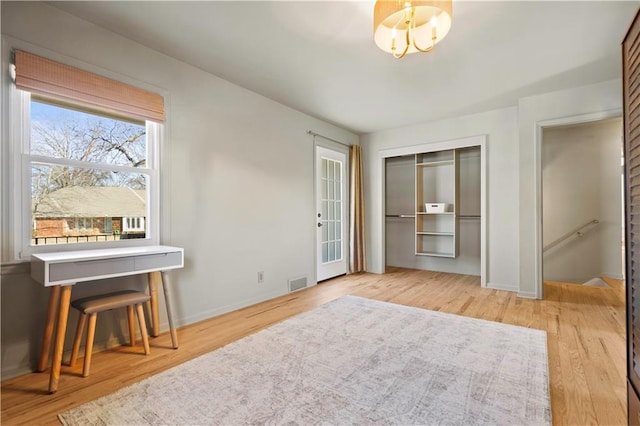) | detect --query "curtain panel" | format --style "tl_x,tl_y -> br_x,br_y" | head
349,145 -> 366,273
